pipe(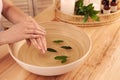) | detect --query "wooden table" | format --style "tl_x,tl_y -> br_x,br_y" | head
1,6 -> 120,80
